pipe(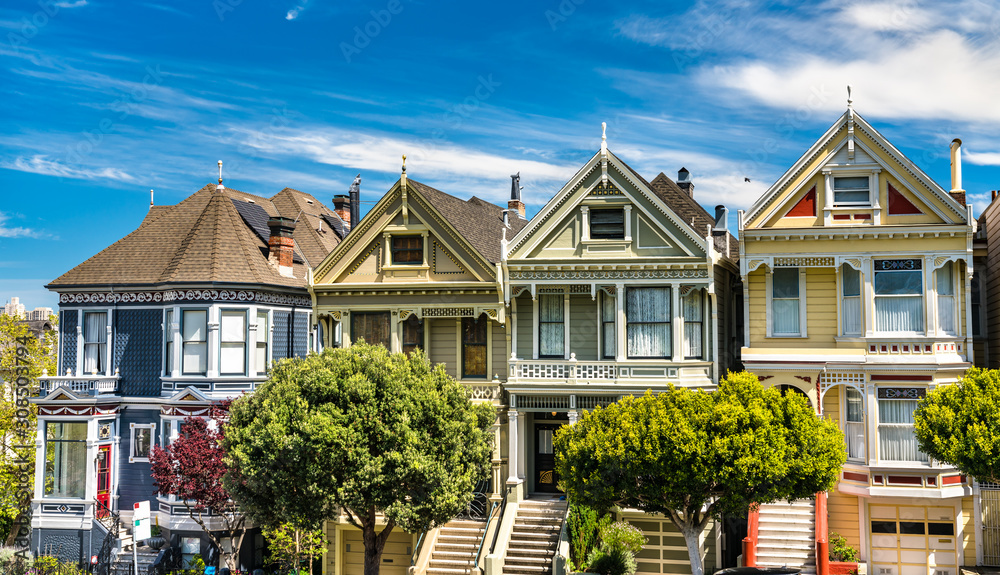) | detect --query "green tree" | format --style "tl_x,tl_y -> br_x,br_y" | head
222,343 -> 494,575
262,522 -> 326,575
914,367 -> 1000,482
0,314 -> 56,545
554,371 -> 845,575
